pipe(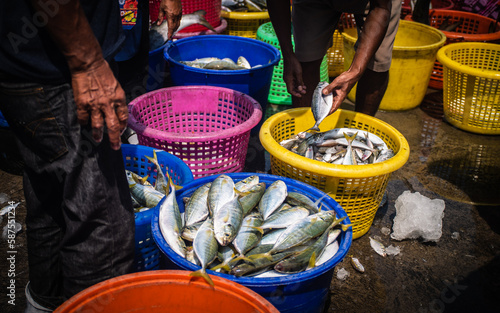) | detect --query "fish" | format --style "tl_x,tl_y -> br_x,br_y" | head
158,176 -> 186,258
369,236 -> 387,257
128,178 -> 164,208
145,150 -> 168,194
238,182 -> 266,216
183,182 -> 211,228
202,59 -> 247,70
235,175 -> 260,193
274,223 -> 334,273
150,10 -> 216,51
260,228 -> 286,245
208,174 -> 235,217
233,212 -> 264,257
190,218 -> 218,286
308,81 -> 333,132
210,245 -> 238,273
286,192 -> 325,214
181,220 -> 204,242
237,56 -> 251,69
258,180 -> 287,220
342,132 -> 358,165
257,206 -> 310,231
213,193 -> 244,246
350,256 -> 365,273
